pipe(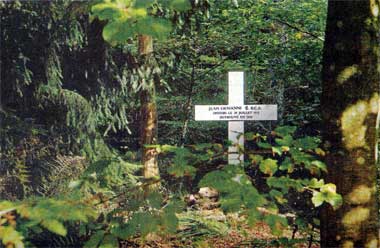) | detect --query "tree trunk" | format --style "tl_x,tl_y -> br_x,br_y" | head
320,1 -> 380,247
138,35 -> 160,186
